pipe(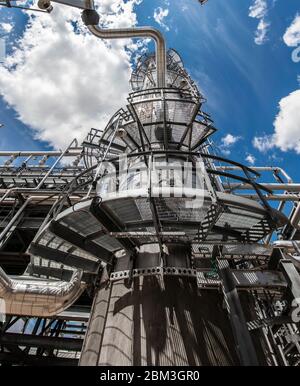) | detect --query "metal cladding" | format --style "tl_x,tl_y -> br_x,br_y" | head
0,266 -> 85,317
87,24 -> 166,88
1,1 -> 300,365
